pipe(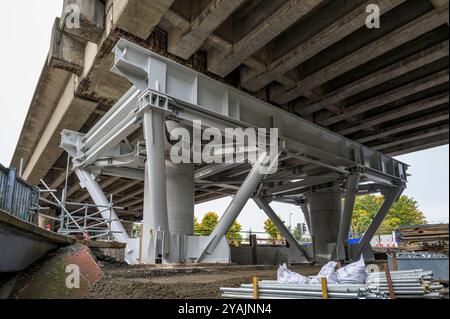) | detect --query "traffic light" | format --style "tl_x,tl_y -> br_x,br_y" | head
302,223 -> 307,234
